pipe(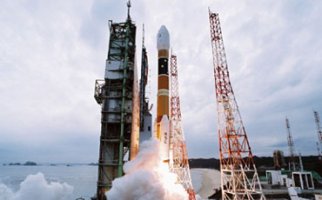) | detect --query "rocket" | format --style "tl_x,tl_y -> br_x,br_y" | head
155,25 -> 170,162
